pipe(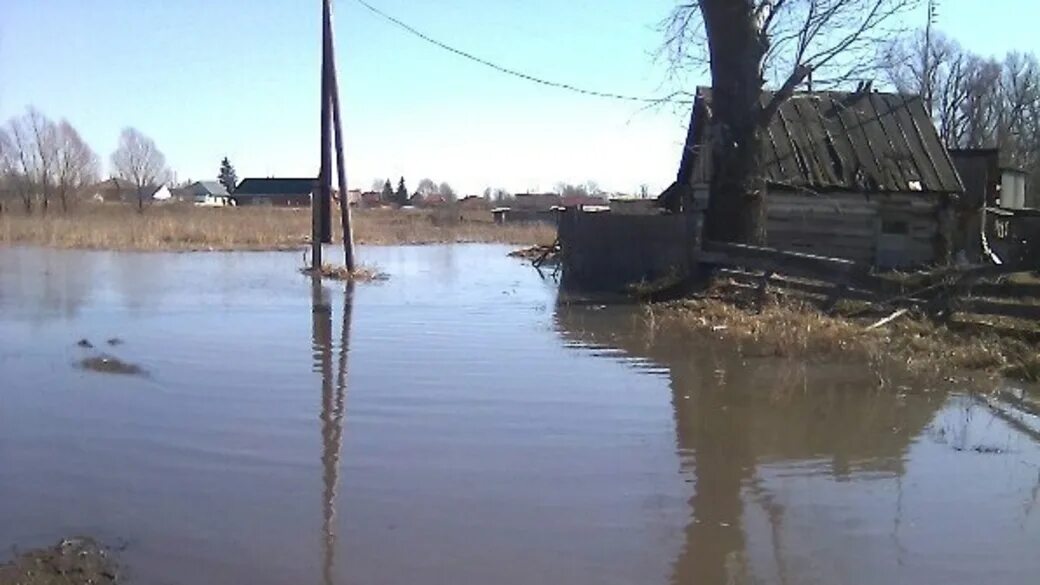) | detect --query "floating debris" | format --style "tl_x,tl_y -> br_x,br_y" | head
76,339 -> 94,349
79,355 -> 146,376
106,337 -> 124,346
